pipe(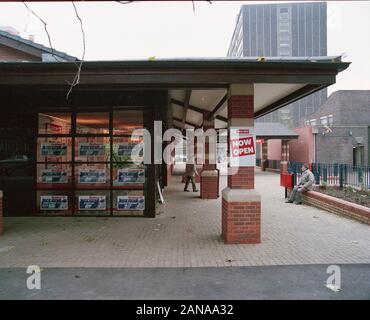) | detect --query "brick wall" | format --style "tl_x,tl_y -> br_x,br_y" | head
200,175 -> 218,199
0,44 -> 39,61
301,190 -> 370,225
227,96 -> 254,118
288,126 -> 314,163
227,167 -> 254,189
267,139 -> 282,161
222,198 -> 261,244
